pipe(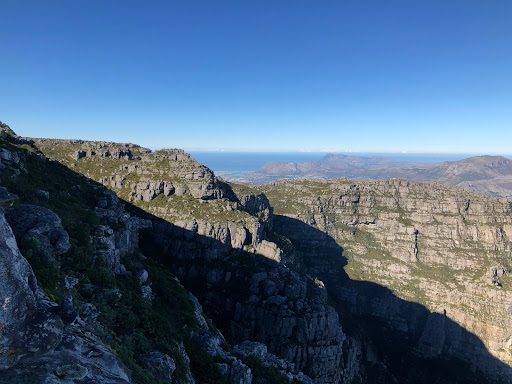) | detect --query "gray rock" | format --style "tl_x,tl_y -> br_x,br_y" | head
5,204 -> 70,258
0,148 -> 19,163
141,285 -> 153,301
35,189 -> 50,200
233,341 -> 267,360
188,292 -> 209,330
174,183 -> 187,196
55,363 -> 88,380
230,359 -> 252,384
93,197 -> 151,274
72,149 -> 87,160
0,328 -> 132,383
193,329 -> 223,356
137,269 -> 149,284
0,211 -> 63,370
0,148 -> 13,161
217,363 -> 231,376
65,276 -> 79,290
139,351 -> 176,382
177,342 -> 196,384
0,187 -> 18,208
